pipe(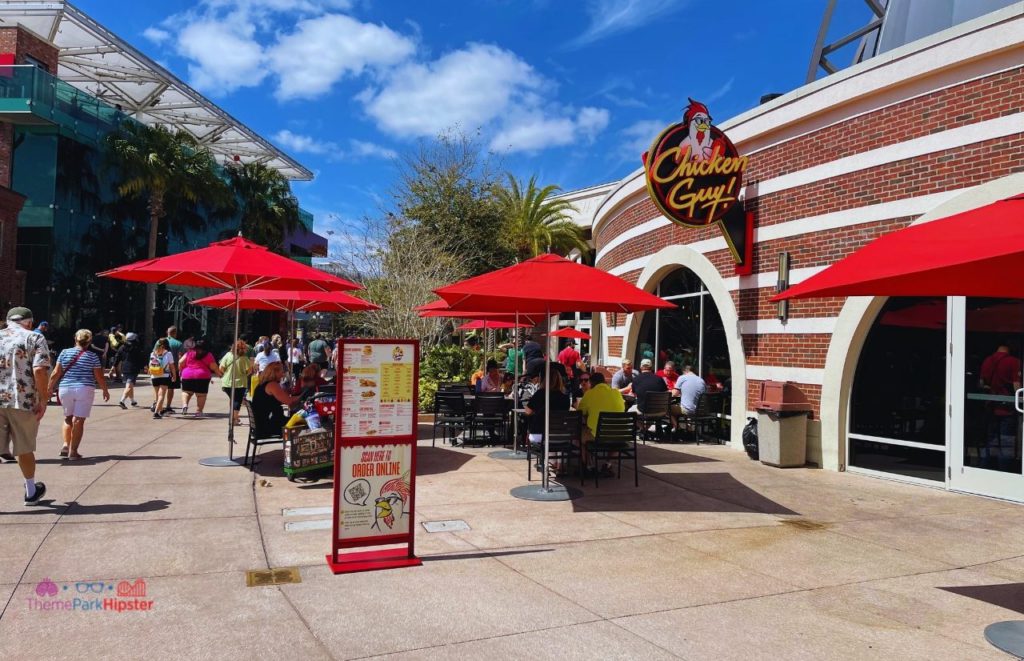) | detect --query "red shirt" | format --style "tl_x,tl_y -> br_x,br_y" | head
981,350 -> 1022,396
656,369 -> 679,388
558,347 -> 580,377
